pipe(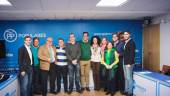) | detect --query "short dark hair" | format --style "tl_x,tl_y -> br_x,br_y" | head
112,33 -> 118,36
24,36 -> 31,40
69,32 -> 74,36
112,33 -> 119,39
83,32 -> 89,36
117,32 -> 124,40
122,29 -> 130,34
58,38 -> 64,41
33,37 -> 39,42
106,42 -> 113,49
